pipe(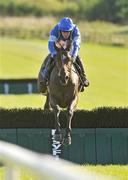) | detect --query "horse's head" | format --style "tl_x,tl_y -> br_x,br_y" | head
55,50 -> 73,86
